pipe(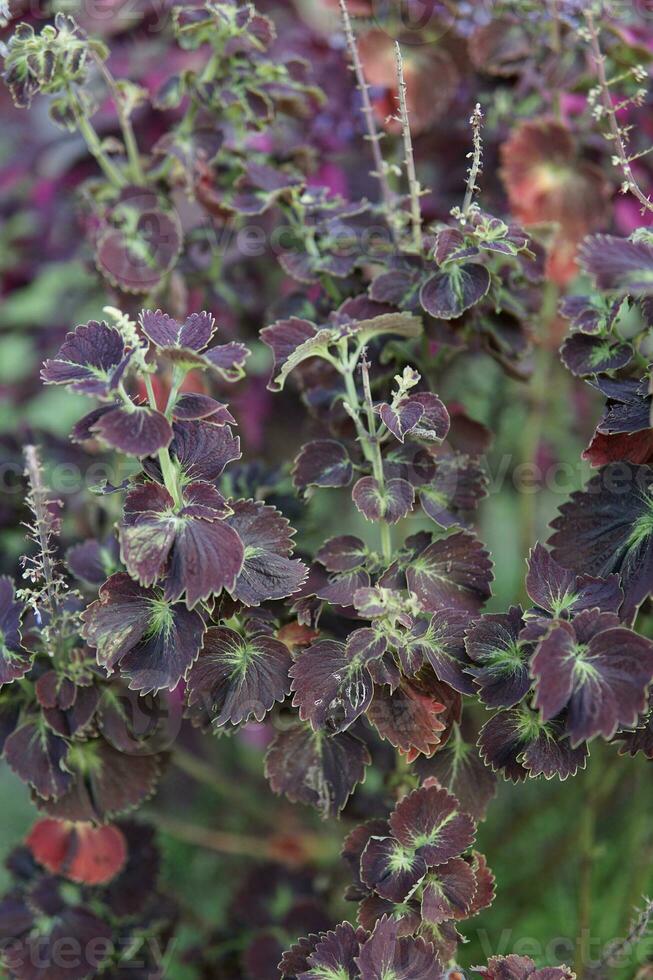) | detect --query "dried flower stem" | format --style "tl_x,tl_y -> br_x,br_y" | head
393,42 -> 422,252
585,8 -> 653,214
339,0 -> 397,240
462,103 -> 484,217
22,445 -> 62,616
